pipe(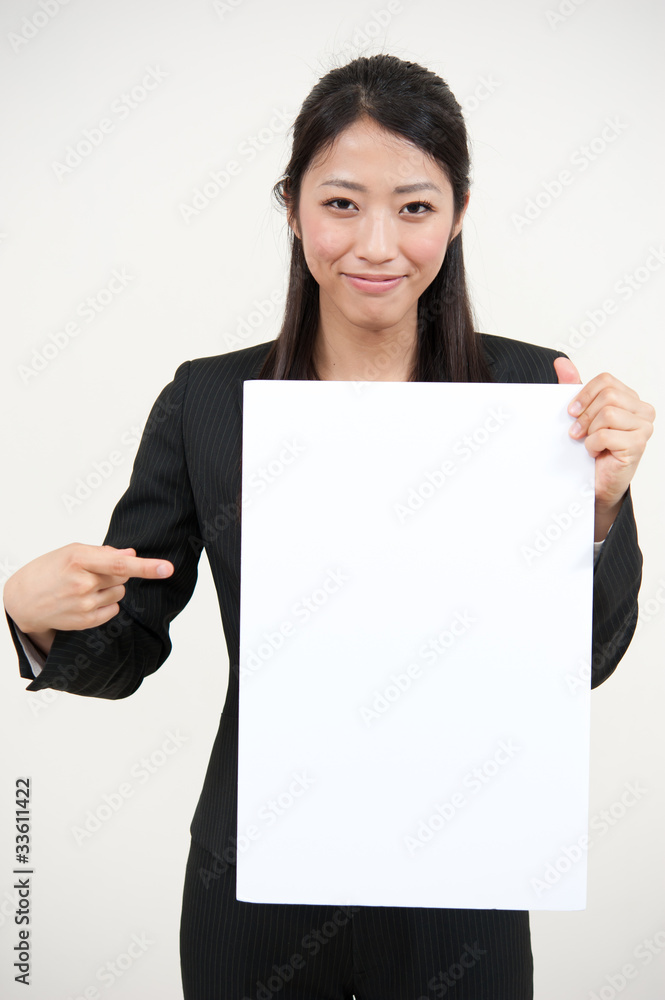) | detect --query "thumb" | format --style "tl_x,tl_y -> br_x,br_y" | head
553,356 -> 583,384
